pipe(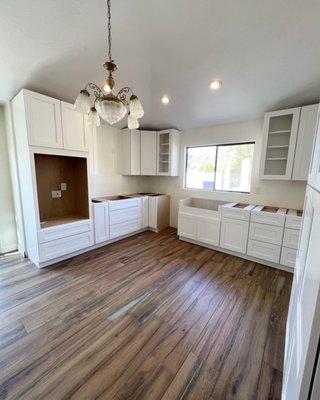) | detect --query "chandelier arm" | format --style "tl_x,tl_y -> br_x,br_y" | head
117,86 -> 134,104
85,83 -> 104,99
